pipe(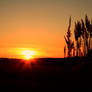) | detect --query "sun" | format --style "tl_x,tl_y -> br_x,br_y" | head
22,50 -> 35,60
25,55 -> 32,60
